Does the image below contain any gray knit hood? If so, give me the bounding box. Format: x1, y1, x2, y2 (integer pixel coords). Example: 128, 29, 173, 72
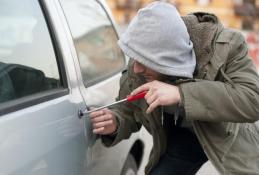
118, 1, 196, 78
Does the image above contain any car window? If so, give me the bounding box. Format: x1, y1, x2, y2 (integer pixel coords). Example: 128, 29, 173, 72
0, 0, 61, 104
59, 0, 125, 86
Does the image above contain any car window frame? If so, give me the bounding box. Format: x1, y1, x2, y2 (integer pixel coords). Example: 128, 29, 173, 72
87, 0, 126, 87
86, 0, 126, 87
0, 0, 69, 116
58, 0, 126, 88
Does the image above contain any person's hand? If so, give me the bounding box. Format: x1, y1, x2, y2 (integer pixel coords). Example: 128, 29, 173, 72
131, 80, 181, 113
89, 108, 117, 135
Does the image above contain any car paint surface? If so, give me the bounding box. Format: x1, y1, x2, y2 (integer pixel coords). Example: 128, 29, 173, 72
0, 0, 151, 175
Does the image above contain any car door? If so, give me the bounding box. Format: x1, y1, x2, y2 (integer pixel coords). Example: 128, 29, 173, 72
0, 0, 89, 174
57, 0, 130, 174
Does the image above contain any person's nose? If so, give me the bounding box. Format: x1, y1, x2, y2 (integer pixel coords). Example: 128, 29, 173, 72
133, 61, 146, 74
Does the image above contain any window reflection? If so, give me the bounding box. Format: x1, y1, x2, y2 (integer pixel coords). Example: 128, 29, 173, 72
0, 0, 61, 103
60, 0, 125, 86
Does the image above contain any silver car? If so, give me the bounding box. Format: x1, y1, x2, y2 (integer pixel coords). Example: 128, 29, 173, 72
0, 0, 152, 174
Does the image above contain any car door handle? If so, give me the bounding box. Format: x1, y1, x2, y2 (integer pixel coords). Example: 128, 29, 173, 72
78, 105, 90, 119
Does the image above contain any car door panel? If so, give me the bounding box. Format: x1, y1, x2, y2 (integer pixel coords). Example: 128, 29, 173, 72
0, 93, 87, 175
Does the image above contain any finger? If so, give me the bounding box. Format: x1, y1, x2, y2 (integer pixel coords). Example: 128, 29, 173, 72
145, 88, 153, 99
93, 127, 105, 134
146, 99, 160, 114
89, 110, 105, 118
131, 83, 151, 95
91, 113, 113, 123
102, 108, 111, 113
93, 120, 113, 129
146, 92, 157, 105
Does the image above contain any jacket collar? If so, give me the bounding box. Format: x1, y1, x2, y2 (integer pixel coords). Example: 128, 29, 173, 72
182, 12, 224, 69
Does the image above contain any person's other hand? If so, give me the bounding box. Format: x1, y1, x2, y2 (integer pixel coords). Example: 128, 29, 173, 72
89, 108, 117, 135
131, 80, 181, 113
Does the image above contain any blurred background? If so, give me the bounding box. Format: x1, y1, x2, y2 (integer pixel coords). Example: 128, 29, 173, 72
107, 0, 259, 71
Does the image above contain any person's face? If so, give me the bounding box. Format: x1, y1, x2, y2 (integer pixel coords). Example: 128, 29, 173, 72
133, 60, 162, 82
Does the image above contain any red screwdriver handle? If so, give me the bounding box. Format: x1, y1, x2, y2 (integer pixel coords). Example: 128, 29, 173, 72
127, 91, 147, 102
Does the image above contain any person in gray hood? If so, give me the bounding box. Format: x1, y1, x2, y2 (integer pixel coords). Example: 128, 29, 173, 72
90, 1, 259, 175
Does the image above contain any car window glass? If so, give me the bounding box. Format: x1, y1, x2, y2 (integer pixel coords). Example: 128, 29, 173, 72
59, 0, 125, 86
0, 0, 61, 104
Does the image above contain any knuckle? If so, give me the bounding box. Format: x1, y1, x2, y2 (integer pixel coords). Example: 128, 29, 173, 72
91, 119, 96, 123
105, 115, 110, 120
101, 116, 106, 121
96, 117, 102, 123
100, 122, 105, 127
98, 122, 104, 127
93, 123, 98, 128
109, 114, 114, 119
107, 113, 112, 118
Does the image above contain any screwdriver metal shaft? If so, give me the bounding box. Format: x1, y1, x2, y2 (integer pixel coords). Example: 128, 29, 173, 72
82, 91, 147, 115
84, 98, 127, 114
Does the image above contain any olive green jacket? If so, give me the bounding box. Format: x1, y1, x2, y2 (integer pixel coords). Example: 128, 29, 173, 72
102, 12, 259, 175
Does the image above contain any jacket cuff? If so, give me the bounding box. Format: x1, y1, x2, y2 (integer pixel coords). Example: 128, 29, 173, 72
178, 85, 186, 117
179, 82, 209, 121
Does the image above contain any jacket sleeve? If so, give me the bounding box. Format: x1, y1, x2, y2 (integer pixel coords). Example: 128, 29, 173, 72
179, 31, 259, 123
101, 69, 142, 147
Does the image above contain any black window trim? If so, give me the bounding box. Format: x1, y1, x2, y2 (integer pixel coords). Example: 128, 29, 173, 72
39, 0, 68, 89
0, 0, 70, 116
0, 89, 69, 116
